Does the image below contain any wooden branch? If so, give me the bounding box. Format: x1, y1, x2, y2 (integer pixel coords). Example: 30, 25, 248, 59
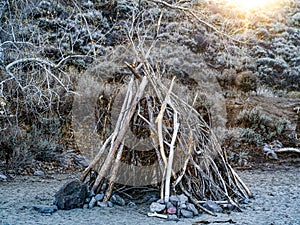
174, 131, 193, 186
104, 141, 125, 201
164, 110, 179, 202
274, 147, 300, 154
92, 76, 148, 192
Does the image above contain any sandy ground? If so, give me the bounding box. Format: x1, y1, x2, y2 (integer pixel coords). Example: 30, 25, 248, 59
0, 164, 299, 225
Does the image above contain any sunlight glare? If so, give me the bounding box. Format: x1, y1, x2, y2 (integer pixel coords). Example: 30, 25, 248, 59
229, 0, 280, 11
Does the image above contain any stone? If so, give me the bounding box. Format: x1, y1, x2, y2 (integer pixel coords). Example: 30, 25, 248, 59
167, 214, 179, 221
97, 201, 108, 208
54, 179, 88, 210
203, 200, 223, 213
179, 203, 187, 209
94, 193, 105, 201
150, 202, 166, 213
33, 205, 58, 214
33, 170, 45, 176
180, 209, 194, 218
88, 197, 97, 209
156, 198, 165, 204
166, 202, 174, 209
187, 203, 199, 216
0, 174, 7, 181
85, 197, 91, 203
127, 202, 136, 207
110, 194, 125, 206
169, 195, 179, 205
167, 207, 177, 214
223, 203, 234, 211
178, 194, 188, 204
107, 201, 114, 208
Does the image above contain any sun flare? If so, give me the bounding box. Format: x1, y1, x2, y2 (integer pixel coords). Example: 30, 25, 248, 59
226, 0, 283, 11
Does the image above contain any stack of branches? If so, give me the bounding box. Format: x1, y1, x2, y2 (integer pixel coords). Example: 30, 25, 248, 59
80, 46, 252, 215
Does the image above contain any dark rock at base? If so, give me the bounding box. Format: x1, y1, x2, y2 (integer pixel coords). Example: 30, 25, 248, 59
110, 194, 125, 206
180, 209, 194, 218
203, 200, 223, 213
54, 179, 88, 210
187, 203, 199, 216
33, 205, 58, 214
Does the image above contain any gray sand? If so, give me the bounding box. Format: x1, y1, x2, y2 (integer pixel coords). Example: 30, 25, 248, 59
1, 165, 299, 225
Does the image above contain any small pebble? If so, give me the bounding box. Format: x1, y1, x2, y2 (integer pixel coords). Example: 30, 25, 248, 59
33, 205, 58, 214
97, 201, 108, 208
34, 170, 45, 176
128, 202, 136, 207
95, 193, 105, 201
107, 201, 114, 208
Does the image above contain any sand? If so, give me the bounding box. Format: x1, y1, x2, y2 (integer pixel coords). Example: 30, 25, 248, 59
0, 164, 299, 225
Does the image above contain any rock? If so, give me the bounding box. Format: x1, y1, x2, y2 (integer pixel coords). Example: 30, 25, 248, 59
178, 194, 188, 204
167, 214, 179, 221
223, 203, 234, 211
156, 198, 165, 204
150, 202, 166, 213
85, 197, 91, 203
74, 155, 89, 168
33, 170, 45, 176
187, 203, 199, 216
107, 201, 114, 208
110, 194, 125, 206
180, 209, 194, 218
127, 202, 136, 207
167, 207, 177, 214
166, 202, 174, 209
88, 197, 97, 209
179, 203, 187, 209
203, 200, 223, 213
54, 179, 88, 210
0, 174, 7, 181
169, 195, 179, 205
33, 205, 58, 214
95, 193, 105, 201
97, 201, 108, 208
